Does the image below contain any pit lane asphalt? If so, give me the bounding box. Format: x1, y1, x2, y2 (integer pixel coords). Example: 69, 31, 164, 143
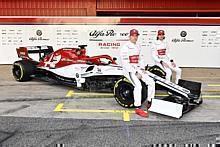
0, 65, 220, 146
0, 117, 219, 146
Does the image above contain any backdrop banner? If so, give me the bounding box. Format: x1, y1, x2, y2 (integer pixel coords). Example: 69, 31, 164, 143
1, 24, 220, 67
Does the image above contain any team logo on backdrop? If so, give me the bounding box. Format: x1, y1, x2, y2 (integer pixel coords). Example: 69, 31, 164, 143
89, 30, 116, 38
89, 29, 122, 49
180, 31, 187, 37
120, 32, 129, 36
29, 29, 50, 42
98, 42, 120, 47
36, 30, 42, 36
172, 31, 193, 43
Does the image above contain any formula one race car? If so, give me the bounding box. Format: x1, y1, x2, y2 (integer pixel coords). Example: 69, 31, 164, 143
114, 65, 203, 118
12, 45, 123, 91
12, 45, 202, 118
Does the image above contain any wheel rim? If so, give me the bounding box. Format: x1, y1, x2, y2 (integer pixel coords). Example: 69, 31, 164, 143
118, 82, 134, 102
121, 89, 132, 99
13, 65, 22, 79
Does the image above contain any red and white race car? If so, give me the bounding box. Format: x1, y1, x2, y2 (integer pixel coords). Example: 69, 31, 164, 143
12, 45, 123, 91
12, 45, 202, 118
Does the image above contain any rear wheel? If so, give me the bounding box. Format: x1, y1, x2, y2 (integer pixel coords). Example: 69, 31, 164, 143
12, 60, 35, 82
114, 78, 148, 108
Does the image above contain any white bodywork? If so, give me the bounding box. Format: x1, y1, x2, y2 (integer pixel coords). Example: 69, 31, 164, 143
40, 64, 191, 118
39, 64, 123, 87
147, 71, 190, 98
149, 99, 183, 118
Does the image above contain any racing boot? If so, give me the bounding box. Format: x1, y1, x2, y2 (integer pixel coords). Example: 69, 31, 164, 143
135, 108, 148, 118
146, 101, 152, 109
142, 100, 152, 110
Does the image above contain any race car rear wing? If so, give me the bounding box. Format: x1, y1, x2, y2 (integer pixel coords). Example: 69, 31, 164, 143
16, 46, 53, 62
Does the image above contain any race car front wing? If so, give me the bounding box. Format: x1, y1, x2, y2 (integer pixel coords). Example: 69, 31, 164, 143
147, 71, 202, 118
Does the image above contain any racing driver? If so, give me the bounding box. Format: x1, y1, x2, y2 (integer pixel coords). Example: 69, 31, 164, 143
152, 30, 182, 84
120, 29, 155, 118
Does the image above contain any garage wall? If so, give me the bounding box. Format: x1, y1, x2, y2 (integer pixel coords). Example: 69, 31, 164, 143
1, 0, 220, 16
0, 0, 96, 16
97, 0, 220, 11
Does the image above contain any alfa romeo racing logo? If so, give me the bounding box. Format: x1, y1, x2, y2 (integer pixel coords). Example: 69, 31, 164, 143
36, 30, 43, 36
180, 31, 187, 37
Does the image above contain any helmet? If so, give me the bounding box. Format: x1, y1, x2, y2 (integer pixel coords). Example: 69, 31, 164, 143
130, 29, 140, 36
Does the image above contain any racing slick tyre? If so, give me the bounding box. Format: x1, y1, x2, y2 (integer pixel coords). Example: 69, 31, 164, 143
198, 98, 203, 104
148, 65, 166, 79
114, 78, 148, 108
12, 60, 36, 82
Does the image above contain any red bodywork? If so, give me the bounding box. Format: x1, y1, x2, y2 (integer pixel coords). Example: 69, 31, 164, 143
17, 46, 117, 68
16, 47, 30, 60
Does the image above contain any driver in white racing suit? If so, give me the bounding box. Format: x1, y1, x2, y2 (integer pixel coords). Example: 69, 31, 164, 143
120, 29, 155, 118
152, 30, 182, 84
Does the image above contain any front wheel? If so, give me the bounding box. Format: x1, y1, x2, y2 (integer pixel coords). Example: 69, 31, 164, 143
148, 65, 166, 79
114, 78, 148, 108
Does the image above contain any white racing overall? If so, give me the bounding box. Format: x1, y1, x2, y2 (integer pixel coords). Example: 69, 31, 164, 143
152, 40, 181, 84
120, 41, 155, 107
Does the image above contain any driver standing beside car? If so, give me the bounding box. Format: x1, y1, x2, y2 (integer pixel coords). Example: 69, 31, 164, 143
120, 29, 155, 118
